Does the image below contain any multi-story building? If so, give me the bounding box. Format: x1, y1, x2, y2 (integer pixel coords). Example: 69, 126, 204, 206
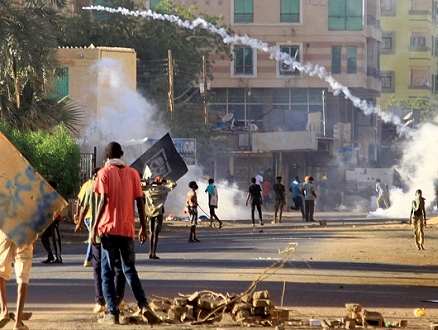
379, 0, 438, 110
151, 0, 382, 192
378, 0, 437, 167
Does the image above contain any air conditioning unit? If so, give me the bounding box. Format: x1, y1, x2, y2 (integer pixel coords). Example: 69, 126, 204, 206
280, 62, 295, 73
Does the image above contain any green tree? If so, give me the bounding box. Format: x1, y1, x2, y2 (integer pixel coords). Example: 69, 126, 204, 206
0, 122, 81, 198
0, 0, 84, 134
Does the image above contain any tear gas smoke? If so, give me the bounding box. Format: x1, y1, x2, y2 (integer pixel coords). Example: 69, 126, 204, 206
80, 58, 168, 162
79, 58, 249, 220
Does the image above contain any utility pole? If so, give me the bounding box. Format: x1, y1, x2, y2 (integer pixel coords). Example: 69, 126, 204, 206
168, 49, 174, 116
322, 90, 326, 137
202, 55, 209, 124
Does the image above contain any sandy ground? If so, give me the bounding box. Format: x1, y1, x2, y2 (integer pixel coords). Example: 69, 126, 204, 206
9, 212, 438, 329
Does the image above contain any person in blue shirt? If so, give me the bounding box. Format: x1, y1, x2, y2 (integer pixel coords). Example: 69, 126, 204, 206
205, 178, 222, 229
290, 176, 305, 221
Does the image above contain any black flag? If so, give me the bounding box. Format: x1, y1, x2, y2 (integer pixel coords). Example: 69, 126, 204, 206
130, 133, 188, 182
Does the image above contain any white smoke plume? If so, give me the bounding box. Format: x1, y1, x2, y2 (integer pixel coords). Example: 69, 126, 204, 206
78, 58, 250, 220
83, 5, 414, 138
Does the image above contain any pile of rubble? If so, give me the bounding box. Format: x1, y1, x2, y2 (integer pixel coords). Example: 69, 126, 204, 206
118, 294, 411, 329
119, 289, 283, 327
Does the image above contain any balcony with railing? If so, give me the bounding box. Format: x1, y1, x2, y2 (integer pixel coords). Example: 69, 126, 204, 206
280, 13, 299, 23
234, 13, 253, 23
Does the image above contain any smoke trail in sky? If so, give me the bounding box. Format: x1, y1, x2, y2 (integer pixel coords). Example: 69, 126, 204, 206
83, 5, 414, 138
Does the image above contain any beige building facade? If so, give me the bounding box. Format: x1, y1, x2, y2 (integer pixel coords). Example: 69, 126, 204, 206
154, 0, 382, 197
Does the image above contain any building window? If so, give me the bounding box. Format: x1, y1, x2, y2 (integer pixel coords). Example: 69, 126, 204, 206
271, 88, 326, 131
50, 67, 69, 100
435, 37, 438, 56
381, 32, 395, 54
410, 69, 430, 88
380, 71, 394, 93
381, 0, 393, 11
435, 2, 438, 22
147, 0, 164, 9
328, 0, 363, 30
347, 46, 357, 74
410, 36, 426, 47
234, 46, 254, 75
331, 46, 342, 74
234, 0, 253, 23
381, 0, 396, 16
410, 0, 431, 11
280, 0, 300, 23
209, 88, 263, 128
382, 37, 392, 49
380, 76, 392, 89
279, 45, 300, 76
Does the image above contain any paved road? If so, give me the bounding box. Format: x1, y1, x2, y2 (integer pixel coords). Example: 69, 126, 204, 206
13, 211, 438, 317
3, 211, 437, 328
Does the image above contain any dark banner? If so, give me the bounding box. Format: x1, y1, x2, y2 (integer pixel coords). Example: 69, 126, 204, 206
130, 133, 188, 182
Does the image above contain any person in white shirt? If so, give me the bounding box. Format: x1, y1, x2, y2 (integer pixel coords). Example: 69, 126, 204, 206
302, 176, 317, 222
255, 171, 263, 187
375, 179, 390, 210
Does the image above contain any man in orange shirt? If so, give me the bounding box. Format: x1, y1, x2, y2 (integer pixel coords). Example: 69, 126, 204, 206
93, 142, 158, 325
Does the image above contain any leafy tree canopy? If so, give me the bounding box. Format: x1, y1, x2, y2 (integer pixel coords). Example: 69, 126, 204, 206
0, 121, 81, 198
0, 0, 84, 134
388, 95, 438, 123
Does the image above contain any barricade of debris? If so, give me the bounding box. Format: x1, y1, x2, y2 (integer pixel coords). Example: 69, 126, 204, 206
118, 293, 409, 329
123, 289, 277, 326
118, 289, 286, 327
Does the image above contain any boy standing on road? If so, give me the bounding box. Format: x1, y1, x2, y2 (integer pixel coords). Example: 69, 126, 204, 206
290, 176, 305, 221
302, 176, 317, 222
205, 178, 222, 229
75, 168, 126, 314
75, 169, 99, 267
272, 176, 286, 224
143, 176, 177, 258
410, 189, 427, 250
262, 180, 272, 211
376, 178, 390, 210
187, 181, 201, 243
40, 181, 62, 264
246, 177, 264, 226
93, 142, 158, 325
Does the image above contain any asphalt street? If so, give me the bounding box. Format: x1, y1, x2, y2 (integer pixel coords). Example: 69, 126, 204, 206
11, 211, 438, 319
